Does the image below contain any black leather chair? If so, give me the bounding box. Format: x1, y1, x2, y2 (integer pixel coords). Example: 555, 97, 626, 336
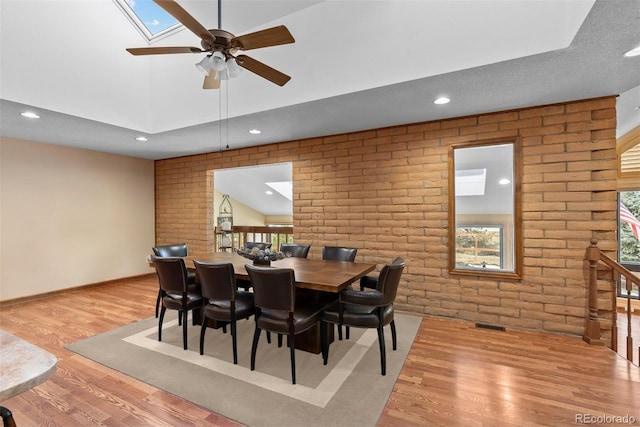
245, 264, 329, 384
322, 246, 358, 339
244, 242, 272, 250
360, 256, 405, 290
322, 246, 357, 262
194, 261, 255, 364
280, 243, 311, 258
323, 258, 405, 375
151, 255, 203, 350
152, 243, 197, 318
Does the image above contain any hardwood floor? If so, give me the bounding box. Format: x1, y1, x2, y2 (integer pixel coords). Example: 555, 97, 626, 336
1, 275, 638, 426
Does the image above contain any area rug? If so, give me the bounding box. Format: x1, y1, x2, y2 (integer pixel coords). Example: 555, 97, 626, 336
66, 312, 421, 427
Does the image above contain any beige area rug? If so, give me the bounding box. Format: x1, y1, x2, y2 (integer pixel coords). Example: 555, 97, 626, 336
66, 312, 421, 427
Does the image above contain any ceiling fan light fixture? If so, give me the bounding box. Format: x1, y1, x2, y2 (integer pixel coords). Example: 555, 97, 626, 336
217, 68, 229, 80
226, 58, 243, 78
195, 56, 213, 76
211, 51, 227, 71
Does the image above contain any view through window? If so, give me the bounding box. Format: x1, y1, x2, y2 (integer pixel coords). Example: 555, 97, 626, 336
619, 190, 640, 299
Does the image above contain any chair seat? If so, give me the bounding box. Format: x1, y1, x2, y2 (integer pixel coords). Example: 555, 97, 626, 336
203, 292, 255, 321
258, 302, 325, 335
324, 303, 394, 328
163, 292, 203, 311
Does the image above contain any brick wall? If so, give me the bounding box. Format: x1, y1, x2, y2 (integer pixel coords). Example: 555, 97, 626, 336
155, 96, 618, 336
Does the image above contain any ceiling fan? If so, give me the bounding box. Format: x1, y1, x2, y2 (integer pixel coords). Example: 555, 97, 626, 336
126, 0, 295, 89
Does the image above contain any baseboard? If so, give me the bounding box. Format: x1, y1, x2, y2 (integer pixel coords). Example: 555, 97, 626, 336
0, 273, 157, 307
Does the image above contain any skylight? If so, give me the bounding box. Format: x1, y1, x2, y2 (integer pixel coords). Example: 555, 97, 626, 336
266, 182, 293, 201
455, 168, 487, 196
115, 0, 181, 40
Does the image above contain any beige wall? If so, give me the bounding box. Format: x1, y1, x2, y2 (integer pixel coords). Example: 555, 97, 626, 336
0, 137, 155, 301
155, 97, 618, 337
213, 190, 265, 226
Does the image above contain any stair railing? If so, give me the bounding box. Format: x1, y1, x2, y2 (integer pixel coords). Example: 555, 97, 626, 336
585, 238, 639, 365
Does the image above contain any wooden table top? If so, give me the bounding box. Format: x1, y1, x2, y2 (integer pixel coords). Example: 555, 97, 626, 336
188, 252, 376, 293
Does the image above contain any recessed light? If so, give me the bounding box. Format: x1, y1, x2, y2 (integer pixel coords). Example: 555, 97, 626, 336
499, 178, 511, 185
623, 46, 640, 57
20, 111, 40, 119
434, 97, 450, 105
135, 136, 148, 142
265, 190, 273, 195
249, 129, 261, 134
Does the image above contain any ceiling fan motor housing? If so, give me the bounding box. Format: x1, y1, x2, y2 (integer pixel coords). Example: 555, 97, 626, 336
202, 29, 238, 54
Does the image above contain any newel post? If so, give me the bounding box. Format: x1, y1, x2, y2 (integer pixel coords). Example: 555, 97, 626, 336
583, 238, 604, 345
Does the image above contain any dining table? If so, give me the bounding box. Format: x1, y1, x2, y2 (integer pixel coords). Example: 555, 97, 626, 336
187, 252, 376, 353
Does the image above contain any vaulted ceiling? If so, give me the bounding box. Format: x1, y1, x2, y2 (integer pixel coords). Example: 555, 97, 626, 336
1, 0, 639, 161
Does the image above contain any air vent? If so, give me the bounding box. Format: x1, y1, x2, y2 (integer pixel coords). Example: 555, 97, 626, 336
475, 323, 506, 332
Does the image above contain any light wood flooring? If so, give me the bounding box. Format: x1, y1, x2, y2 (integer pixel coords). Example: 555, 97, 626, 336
0, 275, 638, 426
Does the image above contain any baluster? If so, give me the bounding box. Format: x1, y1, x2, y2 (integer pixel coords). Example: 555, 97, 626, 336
583, 239, 602, 344
626, 277, 633, 362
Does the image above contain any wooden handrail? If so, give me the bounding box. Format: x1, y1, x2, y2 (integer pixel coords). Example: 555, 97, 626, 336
214, 226, 294, 253
585, 238, 639, 365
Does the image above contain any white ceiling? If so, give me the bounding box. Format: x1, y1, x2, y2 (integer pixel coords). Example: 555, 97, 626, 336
1, 0, 639, 216
1, 0, 639, 160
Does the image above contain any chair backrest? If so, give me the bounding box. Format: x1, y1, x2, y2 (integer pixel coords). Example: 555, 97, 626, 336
280, 243, 311, 258
193, 261, 236, 301
245, 264, 295, 312
244, 242, 272, 250
376, 258, 406, 305
150, 255, 189, 294
152, 243, 188, 257
322, 246, 357, 262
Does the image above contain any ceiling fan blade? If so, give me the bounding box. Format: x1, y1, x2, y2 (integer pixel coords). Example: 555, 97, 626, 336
203, 72, 221, 89
235, 55, 291, 86
126, 46, 203, 56
231, 25, 295, 51
153, 0, 214, 43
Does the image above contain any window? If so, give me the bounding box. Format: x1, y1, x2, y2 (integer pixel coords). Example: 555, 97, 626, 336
114, 0, 181, 41
618, 190, 640, 299
449, 139, 522, 279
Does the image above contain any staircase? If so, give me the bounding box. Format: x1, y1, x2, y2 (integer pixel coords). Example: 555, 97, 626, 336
585, 239, 639, 365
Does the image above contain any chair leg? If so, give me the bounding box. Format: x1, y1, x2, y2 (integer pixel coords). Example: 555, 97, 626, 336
251, 327, 261, 371
0, 406, 17, 427
182, 311, 188, 350
155, 290, 161, 318
178, 311, 182, 326
266, 331, 271, 344
289, 334, 296, 384
321, 321, 329, 365
158, 306, 166, 342
391, 320, 397, 351
199, 318, 207, 355
278, 334, 283, 348
377, 325, 386, 376
231, 320, 238, 364
338, 325, 343, 340
346, 326, 350, 340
